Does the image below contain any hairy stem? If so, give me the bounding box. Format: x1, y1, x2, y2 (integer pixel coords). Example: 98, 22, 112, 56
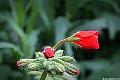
53, 37, 80, 51
40, 71, 47, 80
53, 38, 67, 51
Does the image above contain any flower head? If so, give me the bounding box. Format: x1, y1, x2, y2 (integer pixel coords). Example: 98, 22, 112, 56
72, 30, 100, 49
43, 46, 54, 59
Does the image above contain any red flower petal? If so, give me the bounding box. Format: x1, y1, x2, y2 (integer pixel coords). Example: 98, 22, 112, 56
73, 30, 99, 37
72, 31, 100, 49
43, 46, 54, 59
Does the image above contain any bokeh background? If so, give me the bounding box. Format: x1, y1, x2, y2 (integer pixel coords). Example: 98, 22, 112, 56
0, 0, 120, 80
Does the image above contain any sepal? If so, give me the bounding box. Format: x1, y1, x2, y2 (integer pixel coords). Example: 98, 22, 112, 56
35, 51, 45, 58
54, 50, 64, 57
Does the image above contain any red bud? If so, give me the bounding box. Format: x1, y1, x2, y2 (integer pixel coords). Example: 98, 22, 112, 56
43, 46, 54, 59
73, 69, 79, 75
72, 30, 100, 49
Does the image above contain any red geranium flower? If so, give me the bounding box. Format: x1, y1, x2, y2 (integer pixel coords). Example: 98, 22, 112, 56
43, 46, 55, 59
72, 30, 100, 49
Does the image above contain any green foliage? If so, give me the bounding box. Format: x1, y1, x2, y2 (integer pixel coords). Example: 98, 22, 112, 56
0, 0, 120, 80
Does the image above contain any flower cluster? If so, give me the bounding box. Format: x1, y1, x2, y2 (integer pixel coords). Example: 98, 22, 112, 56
17, 48, 78, 76
17, 30, 100, 79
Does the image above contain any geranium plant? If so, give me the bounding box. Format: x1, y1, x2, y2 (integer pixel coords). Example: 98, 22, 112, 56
17, 30, 100, 80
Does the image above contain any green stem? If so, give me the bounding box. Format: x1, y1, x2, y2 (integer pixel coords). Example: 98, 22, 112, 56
40, 71, 47, 80
53, 37, 80, 51
53, 38, 67, 51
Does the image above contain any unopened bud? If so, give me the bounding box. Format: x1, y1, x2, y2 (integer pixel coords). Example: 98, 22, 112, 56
73, 69, 79, 75
16, 59, 36, 67
28, 63, 37, 70
43, 61, 55, 71
65, 66, 78, 75
43, 46, 55, 59
16, 61, 24, 66
58, 56, 75, 63
51, 61, 65, 73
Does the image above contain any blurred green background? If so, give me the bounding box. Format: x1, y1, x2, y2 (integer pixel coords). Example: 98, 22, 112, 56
0, 0, 120, 80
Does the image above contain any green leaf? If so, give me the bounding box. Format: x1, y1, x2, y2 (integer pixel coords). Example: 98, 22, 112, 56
55, 17, 71, 42
87, 63, 120, 80
25, 0, 33, 13
106, 14, 120, 39
0, 13, 33, 57
26, 1, 38, 34
64, 43, 74, 57
9, 0, 17, 20
76, 14, 120, 39
37, 0, 51, 28
0, 13, 26, 39
7, 16, 30, 57
0, 66, 12, 80
101, 0, 120, 14
65, 0, 80, 19
16, 0, 24, 27
77, 16, 107, 31
0, 42, 23, 56
0, 42, 18, 49
46, 0, 55, 23
0, 52, 3, 63
28, 30, 39, 55
79, 60, 110, 72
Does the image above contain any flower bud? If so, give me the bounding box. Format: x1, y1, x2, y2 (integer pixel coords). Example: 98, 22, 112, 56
16, 61, 23, 66
43, 61, 55, 71
28, 63, 37, 70
73, 69, 79, 75
65, 66, 78, 75
16, 60, 27, 66
51, 58, 65, 65
43, 46, 54, 59
16, 59, 36, 67
51, 61, 65, 73
58, 56, 75, 63
71, 31, 100, 49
